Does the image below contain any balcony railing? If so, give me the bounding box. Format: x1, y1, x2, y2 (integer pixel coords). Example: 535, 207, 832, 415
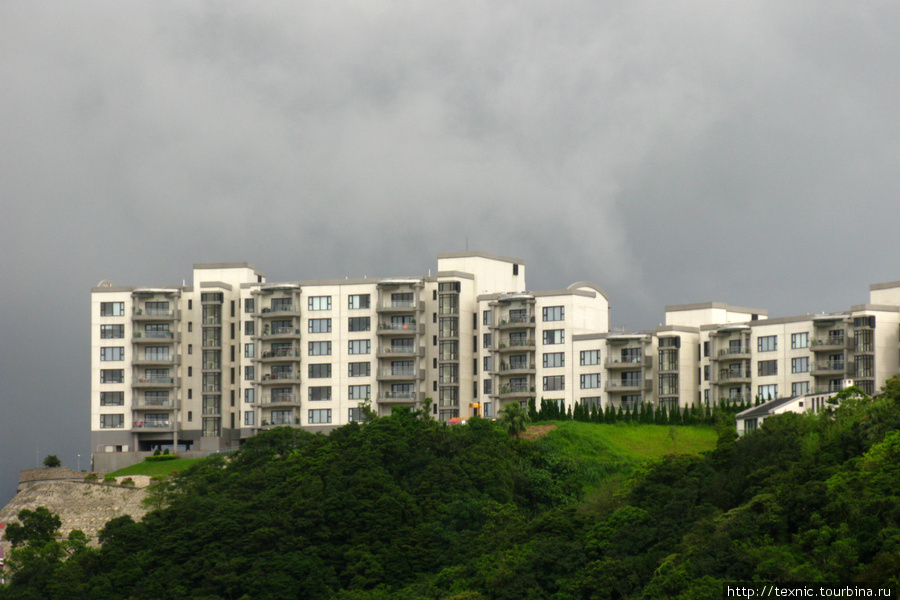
202, 384, 221, 392
379, 368, 417, 377
133, 308, 175, 317
263, 326, 301, 336
498, 384, 535, 395
262, 304, 297, 314
261, 349, 300, 358
137, 398, 173, 407
379, 391, 417, 400
498, 339, 535, 349
132, 420, 172, 429
718, 347, 750, 356
813, 361, 845, 372
134, 331, 174, 339
261, 395, 298, 404
137, 376, 174, 384
262, 372, 300, 381
499, 363, 535, 371
378, 300, 416, 309
378, 322, 420, 332
202, 362, 221, 370
378, 346, 417, 355
717, 370, 751, 381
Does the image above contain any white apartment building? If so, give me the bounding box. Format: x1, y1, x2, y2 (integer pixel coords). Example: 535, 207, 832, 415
91, 253, 900, 468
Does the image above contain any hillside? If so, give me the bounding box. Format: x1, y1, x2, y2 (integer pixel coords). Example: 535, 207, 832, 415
2, 389, 900, 599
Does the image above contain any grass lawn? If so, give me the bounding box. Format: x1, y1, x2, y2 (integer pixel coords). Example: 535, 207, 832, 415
107, 458, 202, 478
530, 421, 720, 496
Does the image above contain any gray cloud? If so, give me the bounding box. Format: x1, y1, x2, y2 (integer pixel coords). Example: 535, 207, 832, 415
3, 1, 900, 502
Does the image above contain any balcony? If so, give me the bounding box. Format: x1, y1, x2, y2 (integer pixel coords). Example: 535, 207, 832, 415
377, 368, 424, 381
377, 346, 424, 358
377, 391, 420, 404
498, 362, 536, 375
131, 376, 178, 389
811, 361, 850, 376
132, 331, 179, 344
258, 348, 301, 362
377, 322, 424, 336
497, 339, 536, 353
714, 346, 751, 360
260, 372, 302, 385
259, 327, 301, 341
605, 356, 652, 369
605, 379, 652, 392
134, 398, 178, 410
260, 415, 300, 427
497, 383, 536, 399
259, 394, 302, 408
376, 300, 423, 313
259, 304, 300, 316
714, 370, 751, 384
132, 308, 178, 321
810, 337, 850, 351
496, 315, 536, 330
132, 420, 173, 431
658, 362, 679, 373
133, 355, 179, 367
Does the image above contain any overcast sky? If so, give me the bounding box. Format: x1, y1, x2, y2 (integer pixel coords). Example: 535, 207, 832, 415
2, 1, 899, 504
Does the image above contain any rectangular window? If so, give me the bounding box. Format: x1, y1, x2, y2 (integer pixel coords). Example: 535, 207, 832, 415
308, 341, 332, 356
483, 355, 493, 372
243, 411, 255, 426
543, 329, 564, 345
543, 352, 565, 368
309, 364, 332, 378
349, 317, 371, 332
483, 333, 492, 349
309, 387, 332, 402
580, 373, 601, 389
483, 379, 492, 394
308, 318, 332, 333
100, 414, 124, 429
439, 364, 459, 384
100, 302, 125, 317
244, 366, 254, 381
100, 392, 124, 406
100, 324, 125, 339
483, 310, 492, 326
244, 321, 255, 336
100, 347, 124, 361
439, 317, 458, 338
791, 357, 809, 374
659, 349, 679, 371
308, 409, 332, 424
349, 385, 371, 400
659, 373, 678, 395
543, 306, 564, 321
758, 360, 778, 377
348, 294, 370, 310
792, 381, 810, 396
349, 340, 371, 355
757, 335, 777, 352
580, 350, 601, 366
758, 384, 778, 400
145, 346, 169, 361
244, 343, 255, 358
308, 296, 331, 311
791, 332, 809, 349
543, 375, 565, 391
349, 362, 371, 377
244, 298, 255, 313
100, 369, 124, 384
244, 388, 255, 404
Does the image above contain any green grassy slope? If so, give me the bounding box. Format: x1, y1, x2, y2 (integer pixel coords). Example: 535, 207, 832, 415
107, 457, 202, 477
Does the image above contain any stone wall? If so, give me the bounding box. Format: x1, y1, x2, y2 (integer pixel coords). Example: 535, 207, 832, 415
0, 479, 149, 558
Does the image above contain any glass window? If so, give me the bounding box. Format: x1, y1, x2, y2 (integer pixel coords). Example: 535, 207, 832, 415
757, 335, 777, 352
100, 324, 124, 339
308, 341, 332, 356
543, 306, 564, 321
100, 369, 124, 383
100, 414, 124, 428
758, 384, 778, 400
243, 411, 255, 426
543, 376, 565, 391
791, 332, 809, 349
580, 373, 601, 389
580, 350, 601, 366
244, 343, 255, 358
349, 362, 371, 377
758, 360, 778, 376
349, 385, 371, 400
791, 357, 809, 374
308, 296, 331, 311
309, 387, 332, 402
543, 352, 565, 368
100, 347, 124, 361
308, 364, 332, 378
308, 318, 331, 333
100, 302, 125, 317
792, 381, 810, 396
308, 409, 332, 424
349, 317, 371, 332
483, 310, 492, 326
483, 333, 492, 349
349, 340, 371, 355
244, 321, 255, 336
100, 392, 124, 406
244, 298, 255, 313
543, 329, 564, 345
349, 294, 370, 309
244, 388, 255, 404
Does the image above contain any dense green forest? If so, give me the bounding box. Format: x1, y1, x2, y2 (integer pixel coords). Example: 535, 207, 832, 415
3, 381, 900, 599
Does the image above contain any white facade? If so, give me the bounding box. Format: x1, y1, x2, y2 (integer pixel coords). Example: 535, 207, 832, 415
91, 253, 900, 465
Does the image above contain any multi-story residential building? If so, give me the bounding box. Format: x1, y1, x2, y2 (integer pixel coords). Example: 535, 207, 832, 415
91, 254, 900, 469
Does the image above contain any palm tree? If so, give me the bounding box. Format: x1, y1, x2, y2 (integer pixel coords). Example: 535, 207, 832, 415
498, 402, 531, 438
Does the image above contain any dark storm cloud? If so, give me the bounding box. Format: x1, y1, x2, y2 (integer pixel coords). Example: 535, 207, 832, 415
3, 1, 900, 502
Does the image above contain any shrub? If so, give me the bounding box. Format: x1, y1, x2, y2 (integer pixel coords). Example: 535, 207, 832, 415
145, 454, 179, 462
83, 473, 99, 482
103, 474, 117, 484
120, 477, 135, 486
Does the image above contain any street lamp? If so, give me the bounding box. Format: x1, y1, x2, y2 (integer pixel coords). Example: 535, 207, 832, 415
77, 454, 81, 472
